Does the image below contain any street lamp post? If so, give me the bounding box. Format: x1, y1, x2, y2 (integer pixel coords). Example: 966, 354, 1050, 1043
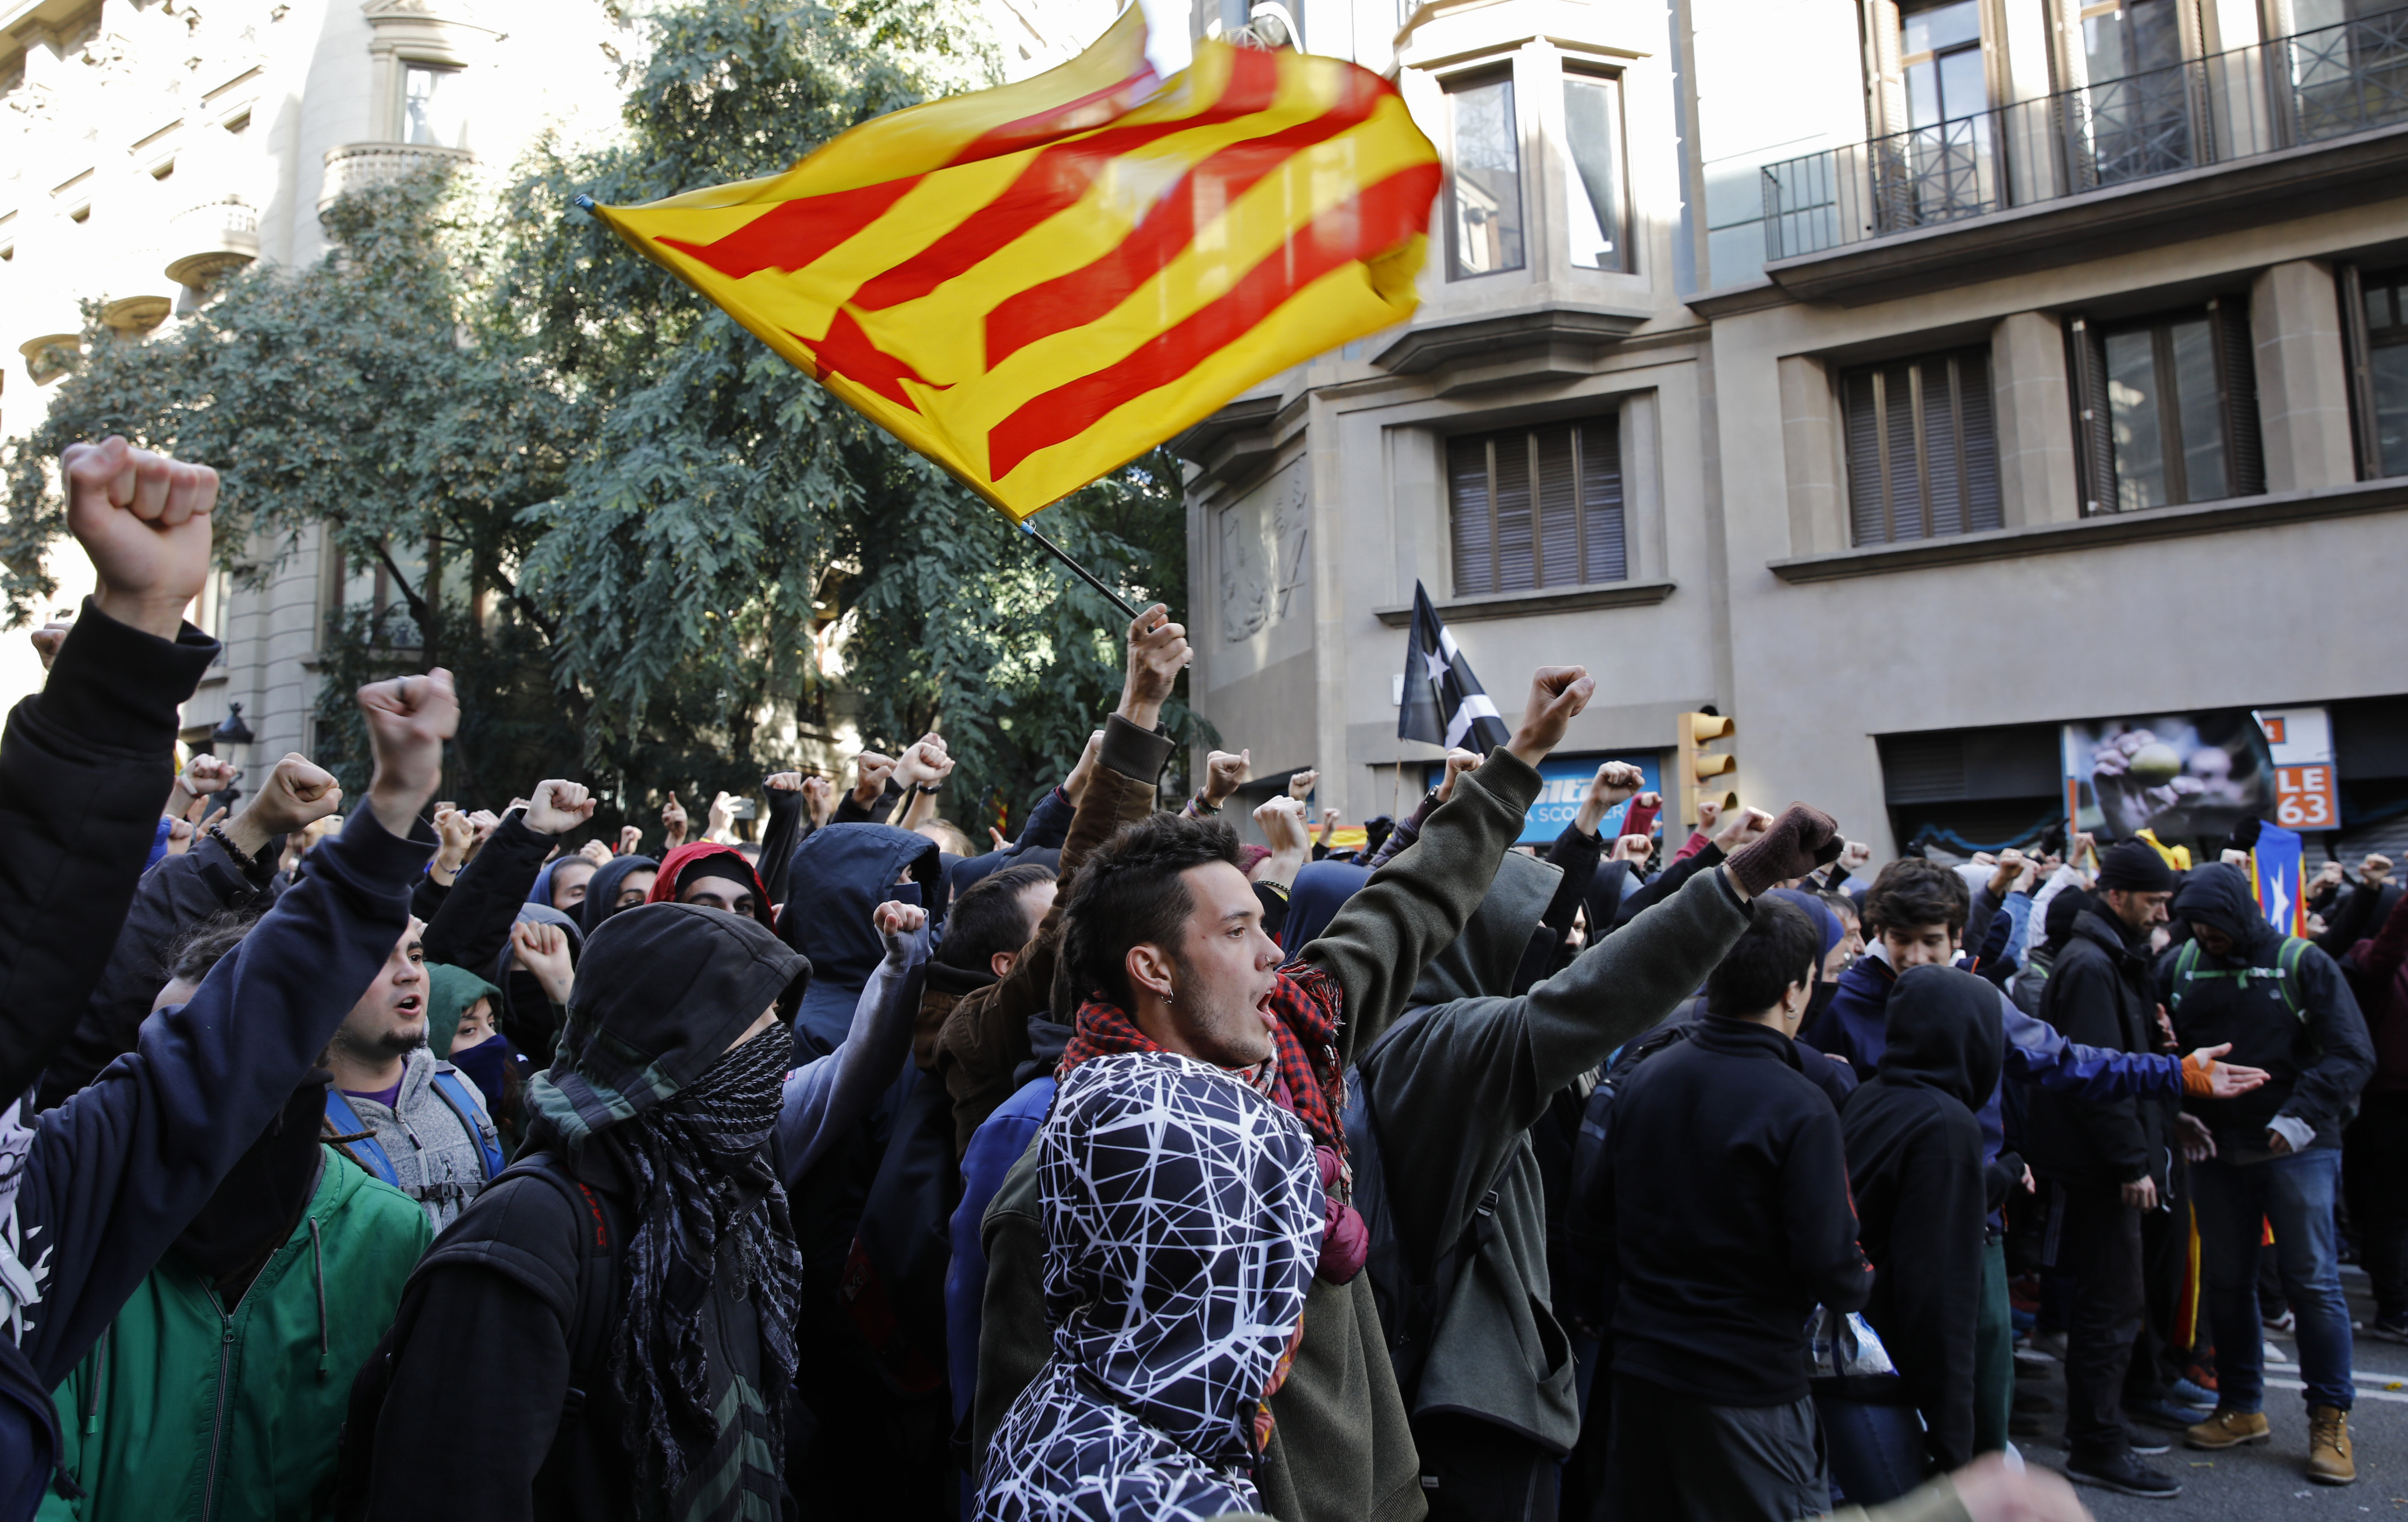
211, 703, 254, 811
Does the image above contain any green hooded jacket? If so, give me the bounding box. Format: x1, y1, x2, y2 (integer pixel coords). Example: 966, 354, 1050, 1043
38, 1148, 433, 1522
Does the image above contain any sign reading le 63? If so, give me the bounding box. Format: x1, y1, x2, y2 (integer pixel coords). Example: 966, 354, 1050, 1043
2275, 765, 2338, 829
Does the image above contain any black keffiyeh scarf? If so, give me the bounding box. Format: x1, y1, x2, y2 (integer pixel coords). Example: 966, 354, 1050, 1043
599, 1028, 804, 1507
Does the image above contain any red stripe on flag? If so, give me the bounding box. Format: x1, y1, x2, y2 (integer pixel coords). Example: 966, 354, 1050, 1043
985, 159, 1440, 483
658, 178, 925, 281
802, 307, 946, 411
985, 74, 1384, 367
849, 48, 1283, 314
943, 68, 1161, 168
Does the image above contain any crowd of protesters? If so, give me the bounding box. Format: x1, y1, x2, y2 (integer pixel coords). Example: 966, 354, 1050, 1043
1, 437, 2393, 1522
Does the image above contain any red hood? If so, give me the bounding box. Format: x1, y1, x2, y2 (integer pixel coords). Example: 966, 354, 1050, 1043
650, 841, 776, 929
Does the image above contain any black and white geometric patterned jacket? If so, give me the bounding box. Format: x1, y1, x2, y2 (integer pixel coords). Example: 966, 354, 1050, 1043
974, 1051, 1320, 1522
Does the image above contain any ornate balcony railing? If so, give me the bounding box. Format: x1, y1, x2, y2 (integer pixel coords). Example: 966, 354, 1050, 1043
1763, 3, 2408, 260
163, 195, 261, 289
317, 142, 475, 214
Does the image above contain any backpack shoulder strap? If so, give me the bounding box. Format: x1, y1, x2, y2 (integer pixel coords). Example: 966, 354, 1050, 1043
324, 1090, 399, 1187
2169, 939, 2202, 1013
2276, 936, 2313, 1021
429, 1070, 505, 1179
432, 1154, 620, 1427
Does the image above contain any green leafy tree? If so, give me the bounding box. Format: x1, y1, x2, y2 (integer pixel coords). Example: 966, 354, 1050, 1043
3, 0, 1200, 846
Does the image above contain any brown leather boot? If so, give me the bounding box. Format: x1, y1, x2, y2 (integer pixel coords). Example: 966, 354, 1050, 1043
2308, 1406, 2356, 1485
2184, 1409, 2269, 1449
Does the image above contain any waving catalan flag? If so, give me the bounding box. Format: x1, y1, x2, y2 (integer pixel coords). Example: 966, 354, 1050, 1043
587, 6, 1439, 521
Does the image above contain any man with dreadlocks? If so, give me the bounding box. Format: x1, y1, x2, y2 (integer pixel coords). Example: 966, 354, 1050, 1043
356, 891, 930, 1521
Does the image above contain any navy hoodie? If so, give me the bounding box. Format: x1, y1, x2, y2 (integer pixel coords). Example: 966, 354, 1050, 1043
1841, 967, 2004, 1471
778, 824, 946, 1058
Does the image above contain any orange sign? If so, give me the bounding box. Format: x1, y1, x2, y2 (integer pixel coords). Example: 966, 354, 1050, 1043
2274, 764, 2338, 831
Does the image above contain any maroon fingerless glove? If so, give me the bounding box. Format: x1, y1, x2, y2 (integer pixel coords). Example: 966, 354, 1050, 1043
1724, 803, 1843, 899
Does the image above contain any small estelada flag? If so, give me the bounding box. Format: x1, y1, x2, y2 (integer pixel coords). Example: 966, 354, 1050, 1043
1398, 581, 1510, 755
587, 6, 1438, 521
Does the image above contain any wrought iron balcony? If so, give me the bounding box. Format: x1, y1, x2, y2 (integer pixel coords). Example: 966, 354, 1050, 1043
1763, 4, 2408, 261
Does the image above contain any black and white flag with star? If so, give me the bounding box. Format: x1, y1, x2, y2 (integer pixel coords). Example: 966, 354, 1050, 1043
1398, 581, 1511, 753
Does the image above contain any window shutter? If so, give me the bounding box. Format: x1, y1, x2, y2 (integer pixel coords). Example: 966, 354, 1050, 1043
2068, 317, 2115, 514
1844, 367, 1886, 545
1446, 414, 1626, 591
2340, 263, 2381, 481
1579, 418, 1627, 582
2212, 297, 2264, 496
1534, 426, 1580, 588
1447, 434, 1493, 595
1957, 349, 2004, 531
1923, 359, 1966, 538
1493, 432, 1535, 591
1882, 361, 1924, 540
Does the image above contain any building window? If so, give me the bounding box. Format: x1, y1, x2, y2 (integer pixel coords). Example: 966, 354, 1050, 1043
1842, 347, 2002, 545
1446, 73, 1524, 279
403, 63, 466, 148
1900, 0, 1985, 127
2345, 263, 2408, 478
2070, 302, 2261, 513
1562, 69, 1628, 272
1446, 416, 1625, 595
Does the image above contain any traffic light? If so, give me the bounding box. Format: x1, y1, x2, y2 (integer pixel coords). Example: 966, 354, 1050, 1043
1678, 711, 1738, 832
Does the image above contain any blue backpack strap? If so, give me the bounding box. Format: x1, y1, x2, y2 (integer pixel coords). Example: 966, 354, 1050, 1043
429, 1070, 506, 1179
324, 1090, 399, 1187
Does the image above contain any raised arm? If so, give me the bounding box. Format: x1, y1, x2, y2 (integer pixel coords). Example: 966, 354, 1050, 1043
0, 438, 221, 1101
932, 605, 1184, 1154
37, 754, 341, 1108
1301, 666, 1593, 1060
780, 902, 929, 1182
422, 779, 594, 970
12, 666, 450, 1383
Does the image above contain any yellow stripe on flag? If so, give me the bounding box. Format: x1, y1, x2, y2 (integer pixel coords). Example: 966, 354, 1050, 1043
589, 6, 1437, 521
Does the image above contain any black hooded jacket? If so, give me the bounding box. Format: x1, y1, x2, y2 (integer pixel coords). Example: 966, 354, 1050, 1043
2026, 909, 2165, 1188
1840, 966, 2002, 1472
362, 904, 812, 1522
2165, 863, 2372, 1155
578, 854, 658, 938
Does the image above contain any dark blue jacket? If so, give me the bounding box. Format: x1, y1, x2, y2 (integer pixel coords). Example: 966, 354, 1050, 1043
0, 602, 218, 1519
1807, 950, 2187, 1183
779, 824, 946, 1056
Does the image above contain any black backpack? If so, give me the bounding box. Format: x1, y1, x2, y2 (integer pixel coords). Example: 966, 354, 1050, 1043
1342, 1008, 1520, 1403
1557, 1016, 1697, 1336
330, 1154, 623, 1520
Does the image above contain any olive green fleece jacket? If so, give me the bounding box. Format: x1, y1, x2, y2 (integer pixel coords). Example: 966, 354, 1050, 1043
1362, 854, 1755, 1453
976, 747, 1548, 1522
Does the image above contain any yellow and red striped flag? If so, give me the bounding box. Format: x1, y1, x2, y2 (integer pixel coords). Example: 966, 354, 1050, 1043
588, 6, 1438, 521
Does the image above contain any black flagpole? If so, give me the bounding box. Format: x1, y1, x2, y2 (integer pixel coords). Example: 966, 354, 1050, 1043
1021, 520, 1142, 621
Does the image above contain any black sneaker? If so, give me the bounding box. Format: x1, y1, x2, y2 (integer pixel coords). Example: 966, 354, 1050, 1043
2127, 1433, 2172, 1456
2066, 1449, 2183, 1499
2368, 1312, 2408, 1344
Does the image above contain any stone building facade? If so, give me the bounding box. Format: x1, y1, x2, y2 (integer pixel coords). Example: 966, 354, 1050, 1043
1180, 0, 2408, 864
2, 0, 1117, 771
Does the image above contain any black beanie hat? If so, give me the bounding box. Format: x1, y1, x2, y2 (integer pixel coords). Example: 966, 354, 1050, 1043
2096, 839, 2178, 893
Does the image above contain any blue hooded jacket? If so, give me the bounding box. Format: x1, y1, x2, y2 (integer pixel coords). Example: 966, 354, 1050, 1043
778, 824, 948, 1057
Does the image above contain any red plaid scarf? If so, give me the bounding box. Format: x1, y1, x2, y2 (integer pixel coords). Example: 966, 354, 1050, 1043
1061, 962, 1350, 1157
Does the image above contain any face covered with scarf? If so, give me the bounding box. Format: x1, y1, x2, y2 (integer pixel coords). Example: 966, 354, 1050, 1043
978, 1052, 1320, 1522
525, 902, 812, 1518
